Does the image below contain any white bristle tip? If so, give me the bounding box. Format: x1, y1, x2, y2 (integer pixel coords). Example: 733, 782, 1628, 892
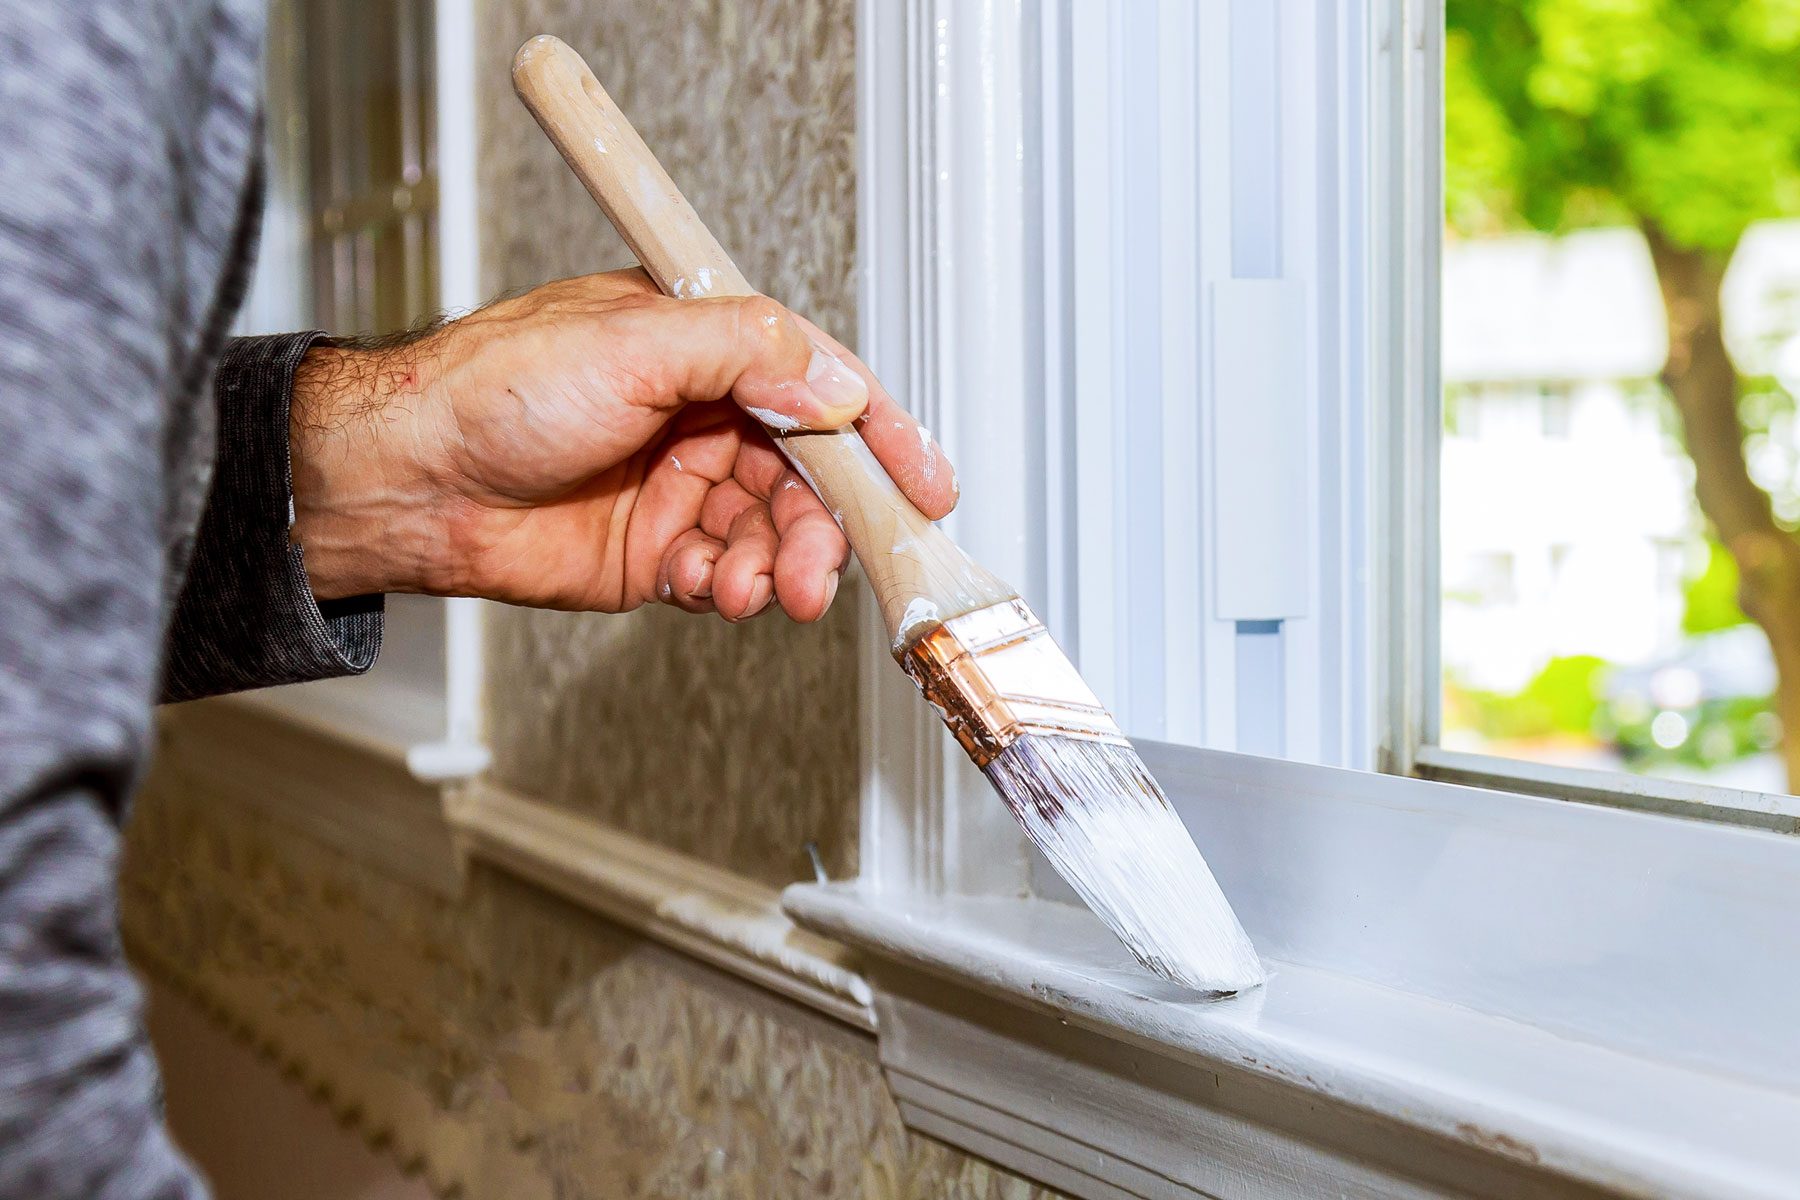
985, 737, 1265, 995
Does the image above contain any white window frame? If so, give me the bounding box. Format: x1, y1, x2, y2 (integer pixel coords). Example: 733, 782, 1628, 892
228, 0, 488, 783
788, 3, 1800, 1196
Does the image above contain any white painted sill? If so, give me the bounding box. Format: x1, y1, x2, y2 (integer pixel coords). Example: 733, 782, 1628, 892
784, 745, 1800, 1200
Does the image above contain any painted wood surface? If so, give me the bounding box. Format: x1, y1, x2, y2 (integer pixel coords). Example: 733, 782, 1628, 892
786, 733, 1800, 1200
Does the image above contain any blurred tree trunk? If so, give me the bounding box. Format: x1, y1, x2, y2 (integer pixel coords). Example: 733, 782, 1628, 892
1644, 224, 1800, 789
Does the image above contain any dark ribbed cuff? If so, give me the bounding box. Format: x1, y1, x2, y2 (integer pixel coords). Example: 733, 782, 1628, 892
161, 332, 383, 703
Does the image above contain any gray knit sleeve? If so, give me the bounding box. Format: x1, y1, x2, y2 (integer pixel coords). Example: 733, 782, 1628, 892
160, 333, 384, 702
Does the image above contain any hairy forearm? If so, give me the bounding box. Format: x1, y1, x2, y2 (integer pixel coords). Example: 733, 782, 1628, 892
289, 339, 452, 600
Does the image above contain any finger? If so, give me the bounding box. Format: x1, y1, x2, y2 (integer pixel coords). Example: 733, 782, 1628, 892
765, 456, 851, 623
729, 432, 790, 499
713, 504, 780, 622
772, 495, 850, 623
625, 428, 734, 601
658, 528, 725, 613
699, 478, 762, 542
790, 316, 958, 519
603, 293, 869, 430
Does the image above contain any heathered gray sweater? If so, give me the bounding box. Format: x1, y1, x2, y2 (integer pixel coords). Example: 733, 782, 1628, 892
0, 3, 382, 1195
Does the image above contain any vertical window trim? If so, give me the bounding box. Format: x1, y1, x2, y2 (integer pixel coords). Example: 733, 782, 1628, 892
856, 0, 1380, 902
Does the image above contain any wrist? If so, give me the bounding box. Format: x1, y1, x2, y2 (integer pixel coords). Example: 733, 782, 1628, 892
288, 341, 449, 600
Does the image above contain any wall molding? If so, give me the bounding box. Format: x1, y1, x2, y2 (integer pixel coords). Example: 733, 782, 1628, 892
446, 782, 876, 1031
158, 696, 875, 1032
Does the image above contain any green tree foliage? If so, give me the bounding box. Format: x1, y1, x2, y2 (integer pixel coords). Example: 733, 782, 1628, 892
1446, 655, 1608, 740
1445, 0, 1800, 247
1682, 539, 1750, 634
1447, 2, 1800, 788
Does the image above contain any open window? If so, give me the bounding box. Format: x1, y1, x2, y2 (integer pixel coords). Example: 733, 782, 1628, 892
1409, 2, 1800, 832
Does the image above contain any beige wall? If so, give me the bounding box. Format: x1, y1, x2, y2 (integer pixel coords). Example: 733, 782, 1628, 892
125, 2, 1066, 1196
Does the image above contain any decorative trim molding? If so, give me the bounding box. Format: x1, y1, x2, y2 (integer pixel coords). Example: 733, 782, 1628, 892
127, 941, 461, 1196
446, 782, 876, 1031
160, 696, 874, 1031
871, 978, 1510, 1200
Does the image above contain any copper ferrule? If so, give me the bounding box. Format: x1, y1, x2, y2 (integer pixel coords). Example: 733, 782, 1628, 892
897, 599, 1128, 766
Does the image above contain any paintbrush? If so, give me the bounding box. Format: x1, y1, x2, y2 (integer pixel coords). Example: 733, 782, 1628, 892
512, 35, 1264, 994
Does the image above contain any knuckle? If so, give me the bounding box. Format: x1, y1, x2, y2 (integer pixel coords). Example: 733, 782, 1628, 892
734, 296, 795, 354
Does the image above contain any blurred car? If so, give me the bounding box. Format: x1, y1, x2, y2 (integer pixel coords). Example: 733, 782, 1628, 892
1598, 626, 1780, 767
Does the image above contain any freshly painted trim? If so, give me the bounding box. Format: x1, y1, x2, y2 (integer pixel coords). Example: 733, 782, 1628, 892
787, 884, 1800, 1200
446, 783, 876, 1031
1372, 0, 1440, 777
1413, 743, 1800, 833
433, 0, 481, 316
788, 739, 1800, 1199
853, 0, 1035, 898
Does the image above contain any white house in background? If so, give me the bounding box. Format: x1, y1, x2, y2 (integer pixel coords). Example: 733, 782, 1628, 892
1441, 220, 1800, 693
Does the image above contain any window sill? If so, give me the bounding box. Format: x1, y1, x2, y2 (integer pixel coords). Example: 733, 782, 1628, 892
785, 885, 1798, 1200
785, 745, 1800, 1200
234, 675, 445, 762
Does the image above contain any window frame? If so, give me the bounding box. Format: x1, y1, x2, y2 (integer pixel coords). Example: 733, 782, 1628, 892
798, 1, 1800, 1195
857, 0, 1380, 901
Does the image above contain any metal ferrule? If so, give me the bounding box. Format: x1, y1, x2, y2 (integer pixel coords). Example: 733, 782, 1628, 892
897, 599, 1128, 766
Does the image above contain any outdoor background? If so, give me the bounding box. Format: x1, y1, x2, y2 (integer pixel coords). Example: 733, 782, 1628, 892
1441, 0, 1800, 793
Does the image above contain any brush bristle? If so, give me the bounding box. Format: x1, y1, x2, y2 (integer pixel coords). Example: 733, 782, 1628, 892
982, 736, 1265, 995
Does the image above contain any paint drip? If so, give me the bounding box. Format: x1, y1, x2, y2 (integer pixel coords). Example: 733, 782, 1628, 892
747, 406, 801, 432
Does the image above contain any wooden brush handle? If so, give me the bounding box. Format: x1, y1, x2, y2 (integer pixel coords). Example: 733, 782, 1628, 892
511, 35, 1014, 649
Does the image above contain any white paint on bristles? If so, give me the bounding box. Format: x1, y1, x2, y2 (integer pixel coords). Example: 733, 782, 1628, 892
985, 736, 1264, 994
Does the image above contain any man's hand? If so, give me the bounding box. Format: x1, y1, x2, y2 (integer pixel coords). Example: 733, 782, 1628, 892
288, 269, 956, 622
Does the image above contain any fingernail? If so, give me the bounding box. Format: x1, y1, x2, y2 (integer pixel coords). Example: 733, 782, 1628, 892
690, 554, 715, 600
823, 569, 841, 611
804, 350, 868, 420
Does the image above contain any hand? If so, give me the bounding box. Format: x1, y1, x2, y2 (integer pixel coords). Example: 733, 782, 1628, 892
287, 269, 957, 621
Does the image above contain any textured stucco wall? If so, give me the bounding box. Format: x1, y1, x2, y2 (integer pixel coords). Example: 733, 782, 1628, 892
123, 772, 1059, 1199
474, 0, 864, 888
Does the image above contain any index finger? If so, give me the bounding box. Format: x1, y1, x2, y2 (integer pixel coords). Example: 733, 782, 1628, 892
790, 316, 959, 521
